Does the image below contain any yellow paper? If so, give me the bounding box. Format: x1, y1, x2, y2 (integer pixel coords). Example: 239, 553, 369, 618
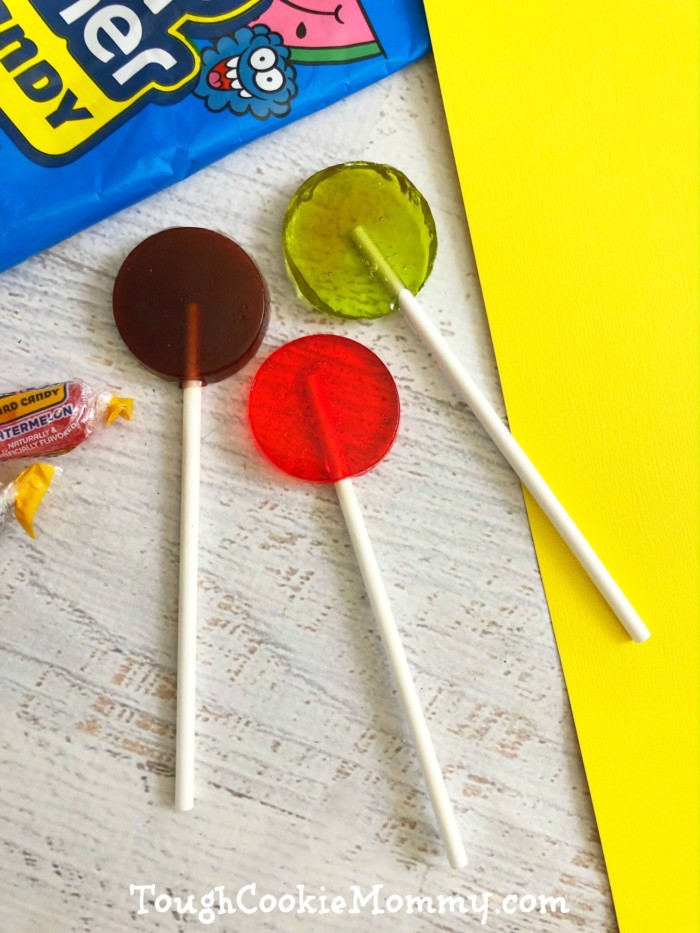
424, 2, 699, 929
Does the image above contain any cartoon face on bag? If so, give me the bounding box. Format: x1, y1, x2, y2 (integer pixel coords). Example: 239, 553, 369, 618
196, 25, 297, 118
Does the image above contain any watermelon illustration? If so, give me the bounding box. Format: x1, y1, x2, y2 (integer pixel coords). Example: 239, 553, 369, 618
249, 0, 383, 64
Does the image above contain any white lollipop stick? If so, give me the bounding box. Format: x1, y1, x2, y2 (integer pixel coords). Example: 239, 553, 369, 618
175, 380, 201, 811
351, 227, 650, 644
175, 380, 201, 810
306, 375, 467, 869
174, 298, 204, 813
336, 478, 467, 869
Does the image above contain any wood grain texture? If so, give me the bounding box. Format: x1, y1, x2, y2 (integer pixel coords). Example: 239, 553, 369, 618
0, 59, 615, 932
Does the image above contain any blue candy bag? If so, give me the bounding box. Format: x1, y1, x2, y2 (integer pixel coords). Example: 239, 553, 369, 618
0, 0, 429, 272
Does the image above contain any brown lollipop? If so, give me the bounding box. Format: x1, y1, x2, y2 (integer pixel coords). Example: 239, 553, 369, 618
113, 228, 269, 811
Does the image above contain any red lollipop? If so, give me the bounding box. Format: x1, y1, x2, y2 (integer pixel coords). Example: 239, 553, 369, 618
248, 333, 398, 483
113, 228, 269, 812
249, 335, 466, 869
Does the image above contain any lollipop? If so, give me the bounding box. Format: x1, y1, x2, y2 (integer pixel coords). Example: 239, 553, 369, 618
113, 227, 269, 810
249, 334, 467, 869
283, 163, 650, 643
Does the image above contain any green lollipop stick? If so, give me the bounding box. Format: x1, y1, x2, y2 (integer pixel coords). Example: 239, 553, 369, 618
283, 162, 650, 644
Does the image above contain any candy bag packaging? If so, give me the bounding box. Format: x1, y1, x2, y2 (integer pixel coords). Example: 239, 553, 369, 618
0, 1, 430, 272
0, 380, 133, 461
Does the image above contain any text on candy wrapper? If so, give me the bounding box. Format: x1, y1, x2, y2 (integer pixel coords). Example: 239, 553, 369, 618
0, 0, 259, 159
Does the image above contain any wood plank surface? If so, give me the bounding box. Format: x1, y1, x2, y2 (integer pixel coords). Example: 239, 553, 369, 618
0, 58, 615, 932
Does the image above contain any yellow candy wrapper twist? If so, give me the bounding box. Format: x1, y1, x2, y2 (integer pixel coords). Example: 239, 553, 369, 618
105, 396, 133, 426
1, 463, 57, 537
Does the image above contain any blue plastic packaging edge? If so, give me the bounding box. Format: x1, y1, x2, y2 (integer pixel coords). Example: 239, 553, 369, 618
0, 0, 430, 272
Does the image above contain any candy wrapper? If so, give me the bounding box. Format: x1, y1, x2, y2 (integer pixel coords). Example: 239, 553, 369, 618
0, 463, 57, 537
0, 380, 132, 461
0, 1, 430, 272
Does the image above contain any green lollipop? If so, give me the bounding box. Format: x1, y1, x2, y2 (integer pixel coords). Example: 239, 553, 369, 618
282, 161, 437, 319
282, 161, 651, 644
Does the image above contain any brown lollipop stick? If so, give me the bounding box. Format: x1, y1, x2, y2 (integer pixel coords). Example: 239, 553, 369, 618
184, 302, 201, 383
113, 228, 269, 810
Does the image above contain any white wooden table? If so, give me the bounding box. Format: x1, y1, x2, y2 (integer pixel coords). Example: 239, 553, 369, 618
0, 57, 616, 932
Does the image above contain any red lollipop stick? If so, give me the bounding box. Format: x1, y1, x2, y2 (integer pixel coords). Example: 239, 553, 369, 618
114, 228, 269, 810
249, 335, 467, 869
